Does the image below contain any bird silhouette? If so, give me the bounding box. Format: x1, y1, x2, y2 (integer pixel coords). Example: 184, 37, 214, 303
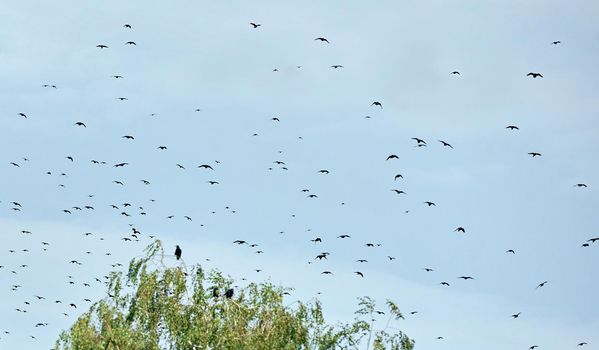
174, 245, 182, 260
527, 72, 543, 78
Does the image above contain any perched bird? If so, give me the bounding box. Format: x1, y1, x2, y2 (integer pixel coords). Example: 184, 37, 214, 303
225, 288, 234, 298
174, 245, 182, 260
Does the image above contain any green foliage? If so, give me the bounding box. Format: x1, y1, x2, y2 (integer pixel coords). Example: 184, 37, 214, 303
55, 240, 415, 350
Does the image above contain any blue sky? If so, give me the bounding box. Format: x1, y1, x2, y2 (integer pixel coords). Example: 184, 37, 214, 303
1, 0, 599, 349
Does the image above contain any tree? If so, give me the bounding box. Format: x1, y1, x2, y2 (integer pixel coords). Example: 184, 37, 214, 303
55, 241, 414, 350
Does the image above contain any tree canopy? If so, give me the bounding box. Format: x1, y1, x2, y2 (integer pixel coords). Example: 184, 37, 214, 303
55, 241, 414, 350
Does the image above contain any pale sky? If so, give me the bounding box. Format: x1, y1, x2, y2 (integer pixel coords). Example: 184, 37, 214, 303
1, 0, 599, 349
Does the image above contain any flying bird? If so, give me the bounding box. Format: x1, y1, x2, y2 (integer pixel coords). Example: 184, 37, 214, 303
528, 152, 542, 157
438, 140, 453, 148
536, 281, 549, 289
314, 37, 329, 43
386, 154, 399, 160
371, 101, 382, 109
506, 125, 519, 130
250, 22, 261, 28
527, 72, 543, 78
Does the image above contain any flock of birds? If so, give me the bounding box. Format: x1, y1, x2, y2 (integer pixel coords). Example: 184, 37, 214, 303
0, 10, 596, 350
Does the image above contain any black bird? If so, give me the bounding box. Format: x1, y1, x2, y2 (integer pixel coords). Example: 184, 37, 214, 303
225, 288, 234, 298
330, 65, 344, 69
454, 227, 466, 233
355, 271, 364, 277
527, 72, 543, 78
511, 312, 521, 318
506, 249, 516, 254
371, 101, 382, 109
450, 71, 460, 75
250, 22, 261, 28
74, 122, 86, 127
394, 174, 403, 181
391, 189, 406, 195
438, 140, 453, 148
506, 125, 519, 130
198, 164, 214, 170
386, 154, 399, 160
536, 281, 548, 289
96, 44, 108, 49
574, 183, 588, 188
18, 112, 27, 118
124, 24, 132, 28
174, 245, 182, 260
314, 37, 329, 43
528, 152, 542, 157
551, 41, 561, 45
424, 201, 436, 206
